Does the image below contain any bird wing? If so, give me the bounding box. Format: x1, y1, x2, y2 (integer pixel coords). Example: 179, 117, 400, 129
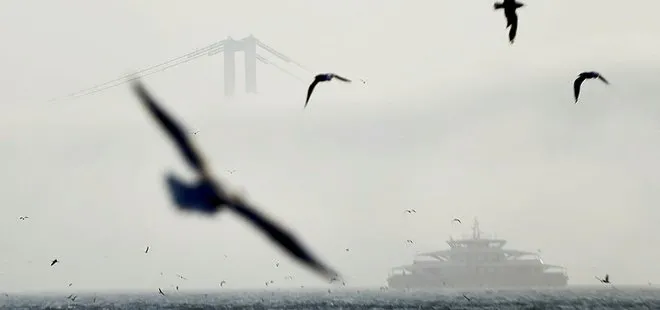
228, 198, 340, 281
597, 75, 609, 84
333, 75, 352, 83
573, 76, 586, 103
131, 80, 208, 175
305, 80, 319, 108
507, 13, 518, 43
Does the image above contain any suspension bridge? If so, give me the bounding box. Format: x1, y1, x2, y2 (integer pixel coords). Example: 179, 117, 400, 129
57, 34, 313, 101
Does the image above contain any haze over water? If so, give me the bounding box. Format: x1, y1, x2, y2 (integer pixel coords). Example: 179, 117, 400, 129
1, 0, 660, 308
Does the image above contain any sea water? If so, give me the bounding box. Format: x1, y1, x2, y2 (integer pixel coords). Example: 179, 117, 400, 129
1, 287, 658, 309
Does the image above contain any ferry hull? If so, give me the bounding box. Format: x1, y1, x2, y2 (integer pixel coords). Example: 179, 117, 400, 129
387, 272, 568, 289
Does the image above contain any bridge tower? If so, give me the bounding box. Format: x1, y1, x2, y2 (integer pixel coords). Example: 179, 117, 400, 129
242, 35, 258, 94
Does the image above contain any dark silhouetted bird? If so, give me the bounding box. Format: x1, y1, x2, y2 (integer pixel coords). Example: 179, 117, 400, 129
145, 246, 149, 254
131, 79, 340, 282
573, 71, 609, 103
494, 0, 524, 44
158, 288, 165, 296
596, 274, 610, 284
50, 259, 59, 266
453, 218, 461, 224
305, 73, 352, 108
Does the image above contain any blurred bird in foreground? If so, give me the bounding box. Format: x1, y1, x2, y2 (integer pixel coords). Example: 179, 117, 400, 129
131, 79, 340, 282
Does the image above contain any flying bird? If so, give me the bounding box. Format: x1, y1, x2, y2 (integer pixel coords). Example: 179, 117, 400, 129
305, 73, 352, 108
50, 259, 59, 266
494, 0, 524, 44
130, 79, 340, 282
220, 280, 227, 287
18, 216, 29, 220
404, 209, 416, 214
596, 274, 610, 284
453, 218, 461, 224
145, 246, 149, 254
176, 274, 188, 280
158, 288, 165, 296
573, 71, 609, 103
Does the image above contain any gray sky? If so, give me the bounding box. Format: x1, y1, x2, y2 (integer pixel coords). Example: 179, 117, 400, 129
1, 0, 660, 293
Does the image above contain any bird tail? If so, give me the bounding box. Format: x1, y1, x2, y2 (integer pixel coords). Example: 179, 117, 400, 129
494, 2, 505, 9
165, 172, 220, 214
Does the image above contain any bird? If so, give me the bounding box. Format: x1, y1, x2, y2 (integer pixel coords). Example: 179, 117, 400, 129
50, 259, 59, 266
145, 246, 149, 254
220, 280, 226, 287
404, 209, 416, 214
453, 218, 462, 224
130, 79, 340, 282
305, 73, 352, 108
596, 274, 610, 284
18, 216, 29, 220
176, 274, 188, 280
406, 239, 414, 244
226, 169, 237, 175
494, 0, 524, 44
190, 130, 200, 135
573, 71, 609, 103
158, 288, 165, 296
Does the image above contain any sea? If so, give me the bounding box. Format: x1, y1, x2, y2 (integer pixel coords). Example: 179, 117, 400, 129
1, 287, 659, 309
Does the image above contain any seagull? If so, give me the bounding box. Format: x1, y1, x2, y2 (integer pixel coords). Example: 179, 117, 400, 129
226, 169, 236, 175
406, 239, 414, 244
145, 246, 149, 254
158, 288, 165, 296
404, 209, 417, 214
573, 71, 609, 103
596, 274, 610, 284
18, 216, 29, 220
494, 0, 524, 44
176, 274, 188, 280
220, 280, 226, 287
453, 218, 461, 224
130, 79, 340, 282
50, 259, 59, 266
305, 73, 352, 108
190, 130, 200, 135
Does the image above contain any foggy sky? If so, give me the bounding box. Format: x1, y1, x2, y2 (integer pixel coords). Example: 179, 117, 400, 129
1, 0, 660, 293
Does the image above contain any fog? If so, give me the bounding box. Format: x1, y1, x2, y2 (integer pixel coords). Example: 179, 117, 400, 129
0, 0, 659, 293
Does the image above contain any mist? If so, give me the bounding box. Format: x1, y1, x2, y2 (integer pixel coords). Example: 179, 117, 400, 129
0, 0, 659, 293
